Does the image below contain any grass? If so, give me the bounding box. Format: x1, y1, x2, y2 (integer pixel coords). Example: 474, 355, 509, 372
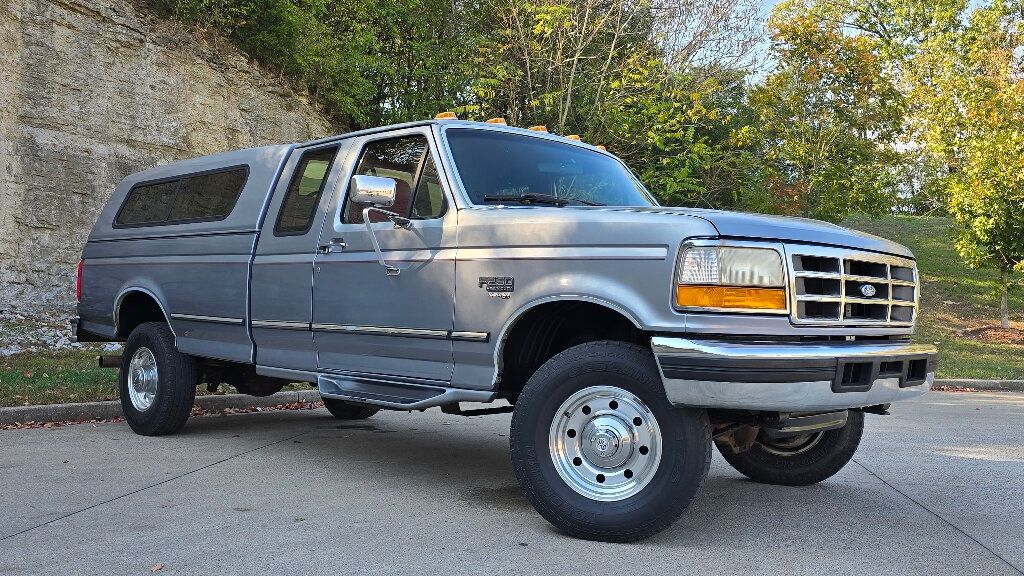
1, 349, 117, 407
2, 215, 1021, 407
843, 215, 1024, 379
0, 347, 313, 408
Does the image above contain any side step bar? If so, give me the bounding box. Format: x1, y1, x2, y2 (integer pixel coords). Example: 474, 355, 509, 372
318, 373, 495, 411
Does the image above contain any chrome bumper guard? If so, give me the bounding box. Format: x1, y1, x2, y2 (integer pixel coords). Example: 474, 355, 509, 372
651, 337, 938, 411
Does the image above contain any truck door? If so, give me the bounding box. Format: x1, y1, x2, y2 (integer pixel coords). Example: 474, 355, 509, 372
251, 142, 348, 373
312, 127, 456, 382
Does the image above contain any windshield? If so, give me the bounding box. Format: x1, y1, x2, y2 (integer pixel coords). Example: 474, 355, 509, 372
444, 128, 656, 207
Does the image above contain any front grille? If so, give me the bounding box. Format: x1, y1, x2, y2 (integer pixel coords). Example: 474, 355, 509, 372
789, 247, 917, 326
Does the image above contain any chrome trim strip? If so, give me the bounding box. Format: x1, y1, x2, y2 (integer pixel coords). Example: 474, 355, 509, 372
251, 322, 488, 341
651, 337, 937, 360
170, 313, 245, 326
251, 319, 311, 330
457, 246, 668, 261
312, 323, 450, 339
450, 331, 490, 342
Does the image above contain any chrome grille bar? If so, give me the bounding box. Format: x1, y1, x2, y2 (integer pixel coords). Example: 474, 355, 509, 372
787, 246, 918, 326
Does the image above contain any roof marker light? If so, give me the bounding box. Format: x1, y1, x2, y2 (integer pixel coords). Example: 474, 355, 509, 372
528, 125, 548, 132
435, 112, 458, 120
595, 145, 607, 151
486, 118, 507, 125
566, 135, 581, 141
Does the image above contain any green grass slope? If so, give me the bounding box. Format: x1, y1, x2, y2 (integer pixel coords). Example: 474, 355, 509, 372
844, 215, 1024, 379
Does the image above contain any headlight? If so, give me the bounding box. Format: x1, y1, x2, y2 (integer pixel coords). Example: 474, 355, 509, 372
674, 246, 787, 312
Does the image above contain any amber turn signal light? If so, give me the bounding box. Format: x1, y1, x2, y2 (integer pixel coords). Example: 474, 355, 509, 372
676, 285, 786, 311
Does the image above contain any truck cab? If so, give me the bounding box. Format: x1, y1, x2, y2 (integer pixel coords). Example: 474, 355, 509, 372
75, 117, 937, 542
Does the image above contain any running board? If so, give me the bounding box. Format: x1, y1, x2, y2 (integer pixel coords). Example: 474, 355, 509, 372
317, 373, 495, 410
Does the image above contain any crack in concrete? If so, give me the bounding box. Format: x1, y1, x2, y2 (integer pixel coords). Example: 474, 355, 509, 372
0, 429, 310, 542
853, 457, 1024, 576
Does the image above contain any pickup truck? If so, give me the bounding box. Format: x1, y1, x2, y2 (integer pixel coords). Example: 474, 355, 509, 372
74, 116, 938, 542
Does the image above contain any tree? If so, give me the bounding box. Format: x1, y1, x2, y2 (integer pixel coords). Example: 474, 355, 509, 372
467, 0, 762, 208
750, 0, 908, 222
909, 0, 1024, 327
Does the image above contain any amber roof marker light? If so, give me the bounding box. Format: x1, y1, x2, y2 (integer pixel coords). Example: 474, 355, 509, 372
486, 118, 507, 125
528, 125, 548, 132
435, 111, 458, 120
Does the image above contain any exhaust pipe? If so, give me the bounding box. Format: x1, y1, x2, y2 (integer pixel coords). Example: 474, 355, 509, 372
98, 355, 123, 368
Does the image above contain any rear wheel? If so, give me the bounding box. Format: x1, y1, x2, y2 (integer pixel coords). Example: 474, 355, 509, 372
510, 341, 711, 542
322, 397, 379, 420
120, 322, 197, 436
716, 411, 864, 486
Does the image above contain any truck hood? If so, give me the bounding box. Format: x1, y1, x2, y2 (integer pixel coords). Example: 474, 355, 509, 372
610, 207, 913, 259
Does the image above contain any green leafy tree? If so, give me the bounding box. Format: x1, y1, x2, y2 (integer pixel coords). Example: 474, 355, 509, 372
750, 1, 907, 222
909, 0, 1024, 327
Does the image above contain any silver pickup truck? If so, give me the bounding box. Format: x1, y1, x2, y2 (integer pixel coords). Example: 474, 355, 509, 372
74, 117, 937, 542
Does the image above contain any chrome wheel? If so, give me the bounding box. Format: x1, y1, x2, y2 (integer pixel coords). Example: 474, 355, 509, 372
759, 432, 824, 456
127, 346, 158, 412
549, 385, 663, 502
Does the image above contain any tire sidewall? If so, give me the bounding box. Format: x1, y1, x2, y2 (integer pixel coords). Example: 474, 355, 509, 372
511, 341, 710, 541
119, 323, 194, 435
717, 411, 864, 486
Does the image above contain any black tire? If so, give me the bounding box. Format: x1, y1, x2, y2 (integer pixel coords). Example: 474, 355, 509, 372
510, 340, 711, 543
119, 322, 197, 436
322, 397, 380, 420
716, 411, 864, 486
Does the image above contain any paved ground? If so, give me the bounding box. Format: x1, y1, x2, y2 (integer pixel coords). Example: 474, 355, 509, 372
1, 392, 1022, 576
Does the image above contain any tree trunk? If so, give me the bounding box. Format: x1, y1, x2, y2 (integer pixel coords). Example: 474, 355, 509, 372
1000, 265, 1010, 329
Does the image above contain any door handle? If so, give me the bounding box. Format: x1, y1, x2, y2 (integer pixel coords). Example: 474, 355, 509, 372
318, 238, 347, 254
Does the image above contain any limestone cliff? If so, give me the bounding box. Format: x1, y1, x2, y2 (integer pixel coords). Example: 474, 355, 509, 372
0, 0, 334, 312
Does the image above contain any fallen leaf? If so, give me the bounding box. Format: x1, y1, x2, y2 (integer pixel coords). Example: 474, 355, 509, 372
150, 563, 164, 572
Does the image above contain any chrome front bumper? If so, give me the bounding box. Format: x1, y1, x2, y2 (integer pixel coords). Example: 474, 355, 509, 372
651, 337, 938, 411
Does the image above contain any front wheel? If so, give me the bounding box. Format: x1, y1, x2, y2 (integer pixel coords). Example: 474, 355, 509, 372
715, 411, 864, 486
510, 341, 711, 542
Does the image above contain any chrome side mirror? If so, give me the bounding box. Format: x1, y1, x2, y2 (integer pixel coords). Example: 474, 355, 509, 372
348, 174, 410, 276
350, 174, 397, 207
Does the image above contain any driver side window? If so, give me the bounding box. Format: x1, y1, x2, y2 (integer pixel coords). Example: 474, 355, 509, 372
341, 135, 446, 224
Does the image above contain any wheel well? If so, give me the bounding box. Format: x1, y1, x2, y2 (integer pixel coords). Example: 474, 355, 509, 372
116, 291, 168, 339
497, 301, 647, 400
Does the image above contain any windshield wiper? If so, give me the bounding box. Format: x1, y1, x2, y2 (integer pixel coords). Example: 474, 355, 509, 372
481, 193, 603, 206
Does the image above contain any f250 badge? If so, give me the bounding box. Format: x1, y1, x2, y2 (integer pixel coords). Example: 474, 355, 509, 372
479, 276, 514, 299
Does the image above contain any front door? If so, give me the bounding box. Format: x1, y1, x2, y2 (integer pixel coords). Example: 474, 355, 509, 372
311, 128, 456, 382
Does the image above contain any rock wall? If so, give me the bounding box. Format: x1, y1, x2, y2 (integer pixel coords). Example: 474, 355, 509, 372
0, 0, 334, 313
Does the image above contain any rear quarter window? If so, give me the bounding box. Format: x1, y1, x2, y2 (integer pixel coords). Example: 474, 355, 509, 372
114, 166, 249, 227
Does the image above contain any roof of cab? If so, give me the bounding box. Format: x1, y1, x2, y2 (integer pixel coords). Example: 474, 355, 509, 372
298, 119, 611, 155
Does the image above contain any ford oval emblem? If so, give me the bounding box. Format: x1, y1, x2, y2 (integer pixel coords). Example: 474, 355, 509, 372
860, 284, 877, 297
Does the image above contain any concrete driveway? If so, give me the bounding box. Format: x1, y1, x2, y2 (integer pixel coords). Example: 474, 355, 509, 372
1, 391, 1022, 576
